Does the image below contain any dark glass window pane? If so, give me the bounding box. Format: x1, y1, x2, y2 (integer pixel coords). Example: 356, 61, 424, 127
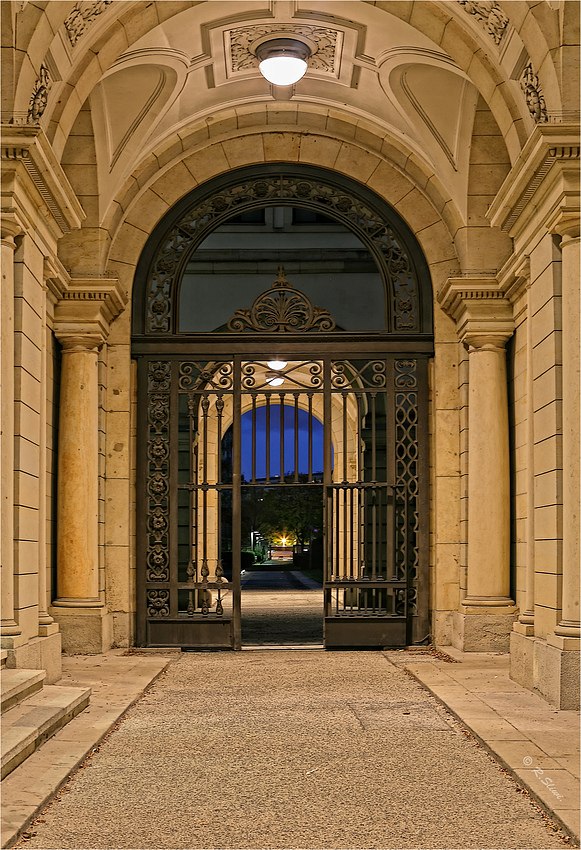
178, 206, 385, 332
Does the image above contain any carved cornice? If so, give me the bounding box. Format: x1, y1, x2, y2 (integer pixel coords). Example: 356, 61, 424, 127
1, 126, 85, 236
487, 124, 580, 236
53, 278, 128, 346
43, 254, 70, 303
438, 276, 514, 346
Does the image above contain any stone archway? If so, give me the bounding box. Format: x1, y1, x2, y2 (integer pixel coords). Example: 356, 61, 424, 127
131, 162, 433, 649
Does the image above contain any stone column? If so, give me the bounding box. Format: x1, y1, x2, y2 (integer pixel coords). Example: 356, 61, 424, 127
49, 279, 127, 653
53, 334, 103, 604
438, 279, 517, 651
513, 268, 535, 637
463, 334, 514, 607
547, 231, 581, 662
38, 272, 57, 636
50, 331, 110, 653
1, 224, 23, 645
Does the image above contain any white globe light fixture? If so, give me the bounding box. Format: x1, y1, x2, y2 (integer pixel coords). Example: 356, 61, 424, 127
256, 38, 311, 86
267, 360, 287, 370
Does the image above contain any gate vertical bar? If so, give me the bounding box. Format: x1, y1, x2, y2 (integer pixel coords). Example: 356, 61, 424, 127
323, 357, 333, 626
265, 395, 271, 484
415, 356, 430, 644
136, 358, 147, 645
169, 360, 179, 618
232, 356, 242, 649
279, 392, 285, 482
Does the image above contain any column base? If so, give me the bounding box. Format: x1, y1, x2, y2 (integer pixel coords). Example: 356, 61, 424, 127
4, 633, 62, 683
454, 603, 518, 651
50, 604, 113, 654
511, 632, 580, 710
38, 622, 60, 637
512, 620, 535, 636
1, 625, 27, 650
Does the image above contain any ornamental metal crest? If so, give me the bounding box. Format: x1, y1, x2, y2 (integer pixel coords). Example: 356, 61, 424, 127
227, 266, 336, 333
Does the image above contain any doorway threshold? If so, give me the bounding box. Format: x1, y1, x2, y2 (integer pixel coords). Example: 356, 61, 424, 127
241, 644, 324, 651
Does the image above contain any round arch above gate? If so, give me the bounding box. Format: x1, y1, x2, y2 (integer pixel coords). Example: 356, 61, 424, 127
132, 163, 434, 339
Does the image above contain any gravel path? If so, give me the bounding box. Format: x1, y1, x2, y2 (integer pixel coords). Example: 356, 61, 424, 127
18, 651, 567, 850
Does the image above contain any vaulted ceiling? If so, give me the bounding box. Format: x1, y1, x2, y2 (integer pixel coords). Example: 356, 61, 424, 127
3, 0, 576, 266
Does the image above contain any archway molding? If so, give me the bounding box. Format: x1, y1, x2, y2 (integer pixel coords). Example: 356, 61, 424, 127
104, 130, 461, 310
130, 161, 435, 339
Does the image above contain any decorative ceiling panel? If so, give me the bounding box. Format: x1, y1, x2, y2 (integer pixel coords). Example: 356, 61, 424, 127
226, 24, 343, 79
206, 12, 362, 89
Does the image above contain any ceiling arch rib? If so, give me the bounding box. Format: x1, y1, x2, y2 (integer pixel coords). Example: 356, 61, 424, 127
102, 107, 462, 250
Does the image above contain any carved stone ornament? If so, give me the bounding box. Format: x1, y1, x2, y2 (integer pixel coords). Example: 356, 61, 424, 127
27, 65, 51, 123
521, 62, 548, 123
456, 0, 509, 46
145, 174, 420, 334
229, 24, 339, 75
227, 266, 335, 333
64, 0, 113, 47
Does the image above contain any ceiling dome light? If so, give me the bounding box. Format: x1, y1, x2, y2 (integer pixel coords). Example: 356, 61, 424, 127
267, 360, 287, 370
266, 374, 285, 387
256, 38, 310, 86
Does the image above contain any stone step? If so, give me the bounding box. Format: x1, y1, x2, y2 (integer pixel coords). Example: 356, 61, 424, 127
1, 685, 91, 780
1, 669, 46, 714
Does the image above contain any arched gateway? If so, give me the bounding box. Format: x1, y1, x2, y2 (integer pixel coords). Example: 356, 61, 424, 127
132, 164, 434, 649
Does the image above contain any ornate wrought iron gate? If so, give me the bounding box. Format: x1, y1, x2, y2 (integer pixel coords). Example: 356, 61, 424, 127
132, 162, 434, 649
136, 351, 428, 649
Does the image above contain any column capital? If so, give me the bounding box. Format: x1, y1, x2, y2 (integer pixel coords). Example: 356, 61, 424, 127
53, 277, 128, 347
56, 333, 104, 353
437, 276, 515, 347
1, 207, 29, 243
555, 219, 581, 241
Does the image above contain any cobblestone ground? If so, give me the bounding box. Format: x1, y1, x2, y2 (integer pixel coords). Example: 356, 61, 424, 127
18, 651, 568, 850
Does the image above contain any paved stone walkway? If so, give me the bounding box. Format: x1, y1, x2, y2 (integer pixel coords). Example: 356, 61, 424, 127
14, 651, 570, 850
241, 572, 323, 644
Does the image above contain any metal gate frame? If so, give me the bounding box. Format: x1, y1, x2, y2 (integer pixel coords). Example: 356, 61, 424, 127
135, 347, 430, 649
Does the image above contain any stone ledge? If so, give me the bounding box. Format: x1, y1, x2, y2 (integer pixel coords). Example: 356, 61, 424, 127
0, 670, 46, 714
1, 686, 91, 780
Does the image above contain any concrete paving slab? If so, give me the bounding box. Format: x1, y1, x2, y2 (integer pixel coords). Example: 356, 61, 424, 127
404, 648, 580, 845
